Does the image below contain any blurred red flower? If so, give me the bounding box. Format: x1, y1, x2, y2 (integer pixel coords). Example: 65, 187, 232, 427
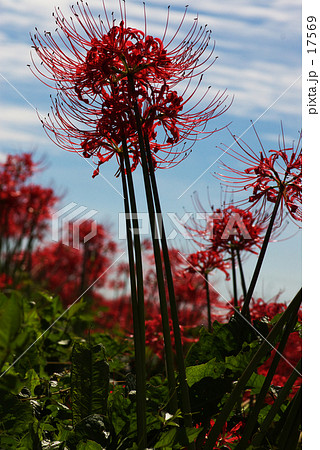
0, 153, 59, 278
31, 220, 118, 305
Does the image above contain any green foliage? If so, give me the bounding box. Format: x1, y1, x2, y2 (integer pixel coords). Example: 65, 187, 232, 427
185, 322, 240, 367
0, 292, 24, 370
71, 342, 109, 425
0, 287, 301, 449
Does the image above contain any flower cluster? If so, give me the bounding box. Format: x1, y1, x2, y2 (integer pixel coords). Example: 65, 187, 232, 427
196, 419, 244, 449
31, 220, 118, 305
0, 153, 58, 278
210, 205, 265, 255
185, 249, 230, 279
218, 124, 302, 222
31, 0, 230, 176
0, 153, 56, 240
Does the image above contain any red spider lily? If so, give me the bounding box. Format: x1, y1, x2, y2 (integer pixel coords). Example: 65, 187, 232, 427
183, 196, 266, 257
185, 249, 230, 279
218, 123, 302, 222
30, 0, 230, 176
31, 220, 118, 305
0, 153, 59, 279
183, 191, 271, 254
196, 419, 244, 448
0, 153, 57, 239
0, 273, 12, 288
210, 205, 265, 255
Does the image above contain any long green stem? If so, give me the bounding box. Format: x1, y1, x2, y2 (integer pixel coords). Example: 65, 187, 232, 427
143, 137, 194, 432
204, 272, 212, 332
230, 247, 238, 308
236, 247, 247, 298
121, 137, 146, 362
278, 386, 302, 449
119, 156, 147, 449
127, 75, 178, 413
203, 288, 302, 450
241, 186, 284, 318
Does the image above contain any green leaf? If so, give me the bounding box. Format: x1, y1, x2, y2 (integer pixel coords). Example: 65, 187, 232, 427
0, 389, 34, 436
0, 292, 24, 369
184, 426, 203, 444
154, 427, 177, 448
71, 341, 109, 425
76, 440, 103, 449
186, 358, 225, 387
24, 368, 41, 396
246, 372, 268, 395
185, 323, 239, 367
224, 341, 263, 376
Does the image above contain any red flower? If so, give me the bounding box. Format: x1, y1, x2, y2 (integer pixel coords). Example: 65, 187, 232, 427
31, 220, 118, 305
210, 205, 265, 255
30, 1, 230, 176
218, 123, 302, 222
185, 249, 230, 280
0, 153, 59, 279
197, 419, 244, 448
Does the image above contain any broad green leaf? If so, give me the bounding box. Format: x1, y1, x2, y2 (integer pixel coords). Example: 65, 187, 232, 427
185, 323, 239, 367
184, 426, 203, 444
24, 368, 41, 396
71, 342, 109, 425
0, 389, 34, 436
186, 358, 225, 387
0, 292, 24, 369
154, 427, 177, 448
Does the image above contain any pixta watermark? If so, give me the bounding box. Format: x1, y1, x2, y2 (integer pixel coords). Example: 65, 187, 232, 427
118, 212, 252, 241
52, 202, 98, 249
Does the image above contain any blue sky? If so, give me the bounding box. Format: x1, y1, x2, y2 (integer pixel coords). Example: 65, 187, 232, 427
0, 0, 302, 302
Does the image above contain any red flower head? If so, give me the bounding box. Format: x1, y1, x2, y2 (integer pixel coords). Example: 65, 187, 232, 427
218, 123, 302, 223
210, 205, 265, 255
30, 1, 231, 176
185, 249, 230, 280
183, 192, 266, 257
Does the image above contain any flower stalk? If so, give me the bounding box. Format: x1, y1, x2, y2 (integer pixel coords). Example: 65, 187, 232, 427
204, 272, 212, 332
119, 155, 147, 448
230, 247, 238, 308
241, 185, 285, 318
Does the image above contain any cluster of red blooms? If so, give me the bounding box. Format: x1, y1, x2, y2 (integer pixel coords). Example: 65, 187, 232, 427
30, 0, 230, 176
31, 220, 118, 305
182, 193, 267, 296
0, 154, 57, 240
95, 245, 230, 356
0, 153, 58, 279
218, 124, 302, 223
196, 419, 244, 449
0, 153, 301, 389
0, 152, 119, 305
210, 205, 265, 256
